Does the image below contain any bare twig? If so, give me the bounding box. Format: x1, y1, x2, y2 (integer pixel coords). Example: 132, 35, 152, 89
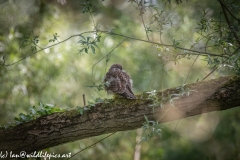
202, 65, 218, 81
184, 36, 211, 84
184, 55, 199, 84
137, 1, 150, 41
91, 38, 128, 83
159, 119, 181, 142
4, 31, 96, 67
218, 0, 239, 22
67, 132, 116, 160
4, 30, 226, 67
218, 0, 240, 45
102, 31, 228, 58
83, 94, 86, 106
202, 47, 240, 80
187, 37, 213, 83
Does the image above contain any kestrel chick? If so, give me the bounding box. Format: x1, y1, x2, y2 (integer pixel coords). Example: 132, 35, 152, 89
104, 64, 136, 99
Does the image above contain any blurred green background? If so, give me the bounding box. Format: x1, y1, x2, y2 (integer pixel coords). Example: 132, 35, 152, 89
0, 0, 239, 159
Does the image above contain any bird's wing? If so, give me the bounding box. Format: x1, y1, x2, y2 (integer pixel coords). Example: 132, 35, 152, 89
121, 71, 136, 99
122, 71, 133, 89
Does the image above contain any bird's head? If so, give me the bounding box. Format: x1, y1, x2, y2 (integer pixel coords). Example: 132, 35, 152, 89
110, 64, 122, 70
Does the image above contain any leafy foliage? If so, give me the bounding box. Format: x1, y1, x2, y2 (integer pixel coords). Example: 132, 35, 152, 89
78, 33, 101, 54
21, 34, 40, 52
143, 85, 197, 141
80, 0, 94, 14
49, 33, 59, 43
1, 103, 66, 128
141, 115, 162, 141
76, 105, 90, 115
76, 97, 106, 115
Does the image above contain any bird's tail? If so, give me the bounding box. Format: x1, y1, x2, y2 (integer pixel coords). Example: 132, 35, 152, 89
119, 90, 136, 99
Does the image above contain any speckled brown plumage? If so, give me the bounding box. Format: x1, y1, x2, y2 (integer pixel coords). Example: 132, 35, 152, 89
104, 64, 136, 99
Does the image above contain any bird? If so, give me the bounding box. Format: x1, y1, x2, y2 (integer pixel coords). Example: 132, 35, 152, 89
104, 64, 136, 99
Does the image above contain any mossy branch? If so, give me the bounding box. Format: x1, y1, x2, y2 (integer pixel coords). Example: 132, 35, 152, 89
0, 76, 240, 154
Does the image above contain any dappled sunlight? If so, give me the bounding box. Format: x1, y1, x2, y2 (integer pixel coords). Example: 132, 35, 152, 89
177, 112, 220, 143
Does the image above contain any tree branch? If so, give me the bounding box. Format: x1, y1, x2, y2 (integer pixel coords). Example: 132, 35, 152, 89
0, 76, 240, 154
2, 30, 227, 67
218, 0, 239, 22
101, 31, 228, 58
218, 0, 240, 46
3, 31, 96, 67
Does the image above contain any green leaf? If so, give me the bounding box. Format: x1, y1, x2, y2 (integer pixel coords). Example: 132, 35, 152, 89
77, 106, 84, 115
92, 43, 99, 49
37, 110, 45, 116
88, 101, 95, 107
84, 48, 88, 53
94, 97, 105, 103
79, 48, 85, 54
91, 45, 95, 53
144, 115, 149, 124
86, 36, 91, 42
29, 106, 37, 115
19, 113, 27, 121
79, 34, 86, 40
14, 117, 20, 122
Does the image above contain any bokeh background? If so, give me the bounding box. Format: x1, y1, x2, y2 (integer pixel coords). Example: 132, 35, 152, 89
0, 0, 239, 159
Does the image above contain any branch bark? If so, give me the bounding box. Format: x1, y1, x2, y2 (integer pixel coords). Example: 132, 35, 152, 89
0, 76, 240, 154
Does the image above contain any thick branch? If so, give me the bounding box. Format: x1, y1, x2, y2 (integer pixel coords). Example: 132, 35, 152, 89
0, 76, 240, 154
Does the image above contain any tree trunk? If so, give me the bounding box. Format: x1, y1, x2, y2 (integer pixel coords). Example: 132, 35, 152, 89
0, 76, 239, 154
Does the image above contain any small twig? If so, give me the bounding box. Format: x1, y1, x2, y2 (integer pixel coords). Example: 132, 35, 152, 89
202, 47, 240, 80
184, 35, 210, 84
102, 31, 228, 58
137, 1, 150, 41
157, 106, 171, 122
35, 44, 44, 50
197, 31, 218, 43
159, 119, 181, 142
218, 0, 239, 22
82, 94, 86, 106
91, 38, 128, 83
105, 55, 109, 74
218, 0, 240, 46
187, 36, 213, 83
202, 65, 218, 81
67, 132, 116, 160
4, 31, 96, 67
184, 55, 199, 84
